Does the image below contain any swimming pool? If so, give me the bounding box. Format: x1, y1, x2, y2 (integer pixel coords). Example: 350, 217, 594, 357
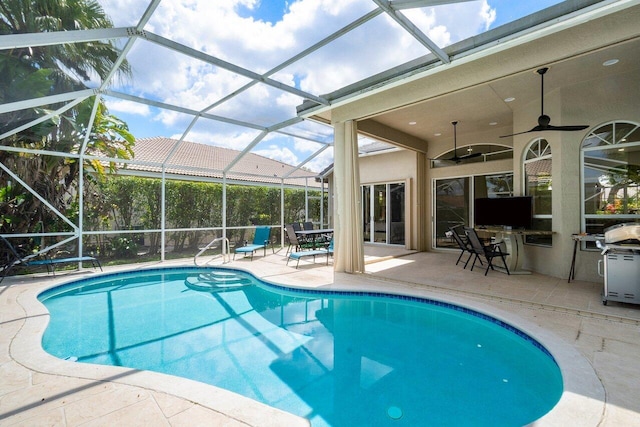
39, 267, 563, 426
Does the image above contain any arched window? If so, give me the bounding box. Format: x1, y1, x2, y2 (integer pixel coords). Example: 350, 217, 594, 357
581, 121, 640, 247
523, 138, 552, 245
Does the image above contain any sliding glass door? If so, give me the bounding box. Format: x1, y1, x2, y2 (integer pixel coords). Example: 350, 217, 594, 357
362, 182, 405, 245
389, 183, 405, 244
373, 184, 386, 243
434, 177, 470, 249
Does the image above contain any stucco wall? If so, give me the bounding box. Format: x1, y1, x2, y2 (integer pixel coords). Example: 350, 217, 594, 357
357, 70, 639, 283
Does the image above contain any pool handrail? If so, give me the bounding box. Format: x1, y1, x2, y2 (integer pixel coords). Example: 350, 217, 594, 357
194, 237, 230, 265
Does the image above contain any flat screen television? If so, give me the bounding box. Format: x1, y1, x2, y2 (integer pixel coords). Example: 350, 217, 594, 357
474, 196, 533, 229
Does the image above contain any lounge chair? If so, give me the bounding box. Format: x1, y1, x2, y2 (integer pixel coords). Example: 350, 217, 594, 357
463, 227, 510, 275
287, 238, 333, 268
446, 225, 476, 268
0, 236, 102, 283
233, 226, 274, 260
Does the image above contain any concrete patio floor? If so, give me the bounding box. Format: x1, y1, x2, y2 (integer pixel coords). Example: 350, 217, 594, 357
1, 246, 639, 426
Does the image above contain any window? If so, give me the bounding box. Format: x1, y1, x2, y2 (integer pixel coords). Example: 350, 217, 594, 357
431, 144, 513, 168
523, 139, 552, 245
581, 121, 640, 248
433, 173, 513, 248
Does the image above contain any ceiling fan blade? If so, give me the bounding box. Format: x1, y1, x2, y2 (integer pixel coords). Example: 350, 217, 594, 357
442, 152, 481, 163
500, 128, 537, 138
500, 124, 589, 137
430, 158, 458, 166
505, 67, 590, 137
545, 124, 589, 131
458, 152, 482, 160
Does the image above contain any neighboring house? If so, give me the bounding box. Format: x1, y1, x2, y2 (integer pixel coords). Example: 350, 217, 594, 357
123, 137, 322, 189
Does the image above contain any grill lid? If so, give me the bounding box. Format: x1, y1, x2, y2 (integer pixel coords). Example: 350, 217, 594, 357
604, 223, 640, 245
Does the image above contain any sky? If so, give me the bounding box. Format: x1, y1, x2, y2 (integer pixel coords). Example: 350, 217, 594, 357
95, 0, 563, 173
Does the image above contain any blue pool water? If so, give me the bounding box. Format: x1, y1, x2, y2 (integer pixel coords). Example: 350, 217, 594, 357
39, 267, 563, 426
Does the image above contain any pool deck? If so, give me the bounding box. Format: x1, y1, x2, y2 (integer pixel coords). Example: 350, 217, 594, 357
1, 247, 639, 426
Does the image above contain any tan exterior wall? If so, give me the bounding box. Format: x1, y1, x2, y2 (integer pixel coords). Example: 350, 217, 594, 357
355, 70, 639, 283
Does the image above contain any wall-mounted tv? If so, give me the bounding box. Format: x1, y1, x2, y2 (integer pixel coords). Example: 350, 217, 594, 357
474, 196, 533, 229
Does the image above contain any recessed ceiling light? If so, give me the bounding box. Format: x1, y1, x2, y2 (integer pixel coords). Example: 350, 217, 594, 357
434, 133, 442, 137
603, 59, 619, 66
489, 122, 497, 126
409, 121, 417, 125
504, 97, 515, 102
618, 148, 625, 152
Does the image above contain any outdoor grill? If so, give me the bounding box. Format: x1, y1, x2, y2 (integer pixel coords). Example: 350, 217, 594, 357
596, 223, 640, 306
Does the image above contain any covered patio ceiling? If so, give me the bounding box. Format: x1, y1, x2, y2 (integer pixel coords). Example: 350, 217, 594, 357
4, 1, 632, 179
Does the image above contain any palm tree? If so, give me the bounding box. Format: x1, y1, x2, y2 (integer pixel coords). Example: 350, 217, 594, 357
0, 0, 130, 87
0, 0, 134, 238
1, 0, 131, 127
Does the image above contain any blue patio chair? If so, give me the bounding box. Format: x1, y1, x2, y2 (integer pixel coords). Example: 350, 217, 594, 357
287, 238, 333, 268
0, 236, 102, 283
233, 226, 274, 260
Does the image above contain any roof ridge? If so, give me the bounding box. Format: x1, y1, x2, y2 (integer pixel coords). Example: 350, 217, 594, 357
135, 137, 303, 169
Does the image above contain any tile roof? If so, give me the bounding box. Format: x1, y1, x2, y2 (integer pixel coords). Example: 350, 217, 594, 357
125, 137, 321, 188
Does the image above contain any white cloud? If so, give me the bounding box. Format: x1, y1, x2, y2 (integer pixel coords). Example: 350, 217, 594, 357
480, 1, 497, 30
254, 144, 299, 165
177, 128, 262, 151
105, 99, 151, 116
289, 139, 325, 157
98, 0, 149, 27
307, 147, 334, 172
403, 1, 493, 46
96, 0, 500, 172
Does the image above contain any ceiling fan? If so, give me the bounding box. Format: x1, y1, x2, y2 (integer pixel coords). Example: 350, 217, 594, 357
438, 121, 482, 163
500, 67, 589, 138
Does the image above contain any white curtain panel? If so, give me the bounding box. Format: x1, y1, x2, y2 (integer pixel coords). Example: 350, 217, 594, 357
333, 120, 364, 273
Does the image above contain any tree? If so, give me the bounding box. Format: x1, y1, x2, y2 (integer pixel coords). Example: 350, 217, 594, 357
0, 0, 133, 239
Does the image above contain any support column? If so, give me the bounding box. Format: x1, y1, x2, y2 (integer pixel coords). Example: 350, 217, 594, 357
333, 120, 364, 273
415, 151, 428, 251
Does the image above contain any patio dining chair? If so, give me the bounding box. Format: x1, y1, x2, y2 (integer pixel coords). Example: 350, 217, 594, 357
285, 224, 314, 255
446, 225, 476, 268
463, 226, 510, 275
303, 221, 314, 230
233, 226, 274, 260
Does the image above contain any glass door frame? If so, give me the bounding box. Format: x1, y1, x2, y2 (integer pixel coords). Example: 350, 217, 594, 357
432, 176, 470, 250
361, 181, 406, 246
